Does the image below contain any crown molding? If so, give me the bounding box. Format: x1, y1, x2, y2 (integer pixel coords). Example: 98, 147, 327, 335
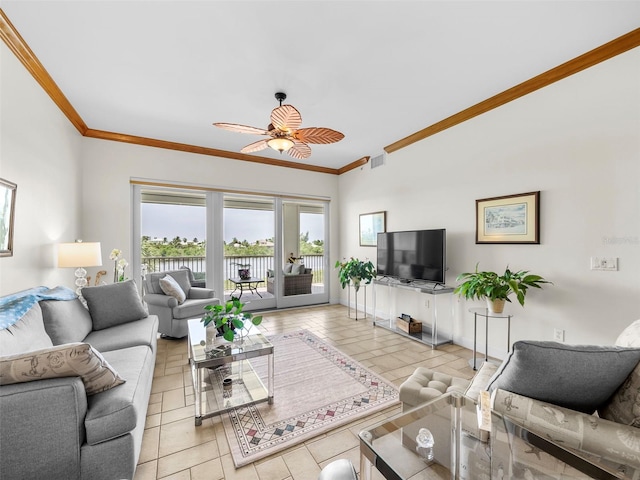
337, 156, 370, 175
84, 129, 340, 175
385, 28, 640, 154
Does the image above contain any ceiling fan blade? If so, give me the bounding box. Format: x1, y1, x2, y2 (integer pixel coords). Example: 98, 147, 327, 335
270, 105, 302, 132
213, 123, 269, 135
240, 139, 270, 153
293, 127, 344, 144
288, 141, 311, 160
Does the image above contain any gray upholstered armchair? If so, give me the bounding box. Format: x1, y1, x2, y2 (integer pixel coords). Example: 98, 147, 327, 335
143, 269, 219, 338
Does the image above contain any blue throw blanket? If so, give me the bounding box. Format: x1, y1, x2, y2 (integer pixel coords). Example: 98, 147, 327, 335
0, 286, 77, 329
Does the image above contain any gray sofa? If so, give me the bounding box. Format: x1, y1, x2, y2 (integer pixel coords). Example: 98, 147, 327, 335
0, 281, 158, 480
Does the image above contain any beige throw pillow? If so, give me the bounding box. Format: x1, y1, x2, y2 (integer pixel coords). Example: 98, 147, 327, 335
0, 343, 125, 395
159, 275, 186, 304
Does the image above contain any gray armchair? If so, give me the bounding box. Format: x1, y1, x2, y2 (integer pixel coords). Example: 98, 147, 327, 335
143, 269, 219, 338
180, 265, 206, 288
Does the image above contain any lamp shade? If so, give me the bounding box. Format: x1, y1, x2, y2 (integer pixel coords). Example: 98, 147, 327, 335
58, 242, 103, 268
267, 137, 294, 153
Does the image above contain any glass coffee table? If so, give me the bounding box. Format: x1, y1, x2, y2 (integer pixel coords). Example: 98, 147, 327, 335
359, 392, 620, 480
187, 319, 274, 426
359, 392, 489, 480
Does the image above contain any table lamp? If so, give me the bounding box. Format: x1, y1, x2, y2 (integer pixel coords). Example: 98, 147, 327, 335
58, 240, 103, 297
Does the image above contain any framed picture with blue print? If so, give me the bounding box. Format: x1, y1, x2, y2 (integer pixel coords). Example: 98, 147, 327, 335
476, 191, 540, 244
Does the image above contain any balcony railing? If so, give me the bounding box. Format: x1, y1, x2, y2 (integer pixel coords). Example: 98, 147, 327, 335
142, 254, 325, 291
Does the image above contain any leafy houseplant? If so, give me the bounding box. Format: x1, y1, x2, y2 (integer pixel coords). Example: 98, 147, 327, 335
335, 257, 376, 292
201, 298, 263, 343
454, 264, 552, 313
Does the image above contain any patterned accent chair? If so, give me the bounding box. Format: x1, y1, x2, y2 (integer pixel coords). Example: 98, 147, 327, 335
399, 319, 640, 477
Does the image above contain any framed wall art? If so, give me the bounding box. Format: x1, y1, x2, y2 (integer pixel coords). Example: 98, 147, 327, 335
476, 191, 539, 244
0, 178, 17, 257
359, 211, 386, 246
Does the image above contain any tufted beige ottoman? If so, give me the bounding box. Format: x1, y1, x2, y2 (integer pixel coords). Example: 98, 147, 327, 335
399, 367, 471, 411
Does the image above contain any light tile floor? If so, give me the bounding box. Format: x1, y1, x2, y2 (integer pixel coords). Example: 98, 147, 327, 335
134, 304, 478, 480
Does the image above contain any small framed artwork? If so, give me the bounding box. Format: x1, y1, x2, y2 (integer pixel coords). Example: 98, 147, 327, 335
0, 178, 17, 257
359, 211, 386, 247
476, 191, 539, 244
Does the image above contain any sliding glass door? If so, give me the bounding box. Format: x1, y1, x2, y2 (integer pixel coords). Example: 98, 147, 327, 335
222, 195, 276, 310
132, 183, 329, 311
276, 199, 329, 308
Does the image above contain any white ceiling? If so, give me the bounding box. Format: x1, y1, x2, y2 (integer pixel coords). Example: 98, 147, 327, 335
2, 1, 639, 171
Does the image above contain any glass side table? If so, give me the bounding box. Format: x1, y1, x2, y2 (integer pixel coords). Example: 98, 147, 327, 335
187, 319, 274, 426
469, 307, 513, 370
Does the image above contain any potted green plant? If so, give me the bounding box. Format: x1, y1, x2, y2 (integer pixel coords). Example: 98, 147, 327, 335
335, 257, 376, 292
201, 297, 263, 343
454, 264, 552, 313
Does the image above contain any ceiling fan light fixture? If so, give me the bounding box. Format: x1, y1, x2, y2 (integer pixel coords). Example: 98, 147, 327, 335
267, 137, 294, 153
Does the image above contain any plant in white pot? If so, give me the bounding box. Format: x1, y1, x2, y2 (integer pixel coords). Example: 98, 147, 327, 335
201, 297, 263, 345
335, 257, 376, 292
454, 264, 552, 313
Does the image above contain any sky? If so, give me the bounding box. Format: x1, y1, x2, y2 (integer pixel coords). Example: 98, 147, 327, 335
141, 204, 323, 243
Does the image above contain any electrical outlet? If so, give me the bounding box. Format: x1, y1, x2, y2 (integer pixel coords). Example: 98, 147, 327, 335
553, 328, 565, 342
590, 256, 618, 271
424, 299, 430, 308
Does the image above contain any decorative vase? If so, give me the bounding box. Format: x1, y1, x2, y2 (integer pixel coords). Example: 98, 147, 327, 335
205, 324, 218, 353
487, 298, 506, 314
351, 276, 361, 292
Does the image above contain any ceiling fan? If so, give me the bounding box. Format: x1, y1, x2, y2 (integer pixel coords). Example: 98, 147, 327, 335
213, 92, 344, 160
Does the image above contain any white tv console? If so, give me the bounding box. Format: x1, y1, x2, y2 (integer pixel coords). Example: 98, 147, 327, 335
372, 277, 455, 348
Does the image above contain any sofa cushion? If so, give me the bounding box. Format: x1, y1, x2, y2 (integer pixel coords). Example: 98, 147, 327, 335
172, 298, 213, 320
615, 319, 640, 347
486, 340, 640, 413
600, 319, 640, 425
599, 362, 640, 426
0, 303, 53, 355
159, 275, 186, 304
0, 342, 125, 395
464, 361, 498, 401
40, 298, 93, 345
85, 345, 154, 445
291, 264, 305, 275
84, 315, 158, 353
82, 280, 148, 331
283, 263, 293, 274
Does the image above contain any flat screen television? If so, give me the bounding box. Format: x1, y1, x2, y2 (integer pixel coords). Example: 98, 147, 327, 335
376, 229, 446, 284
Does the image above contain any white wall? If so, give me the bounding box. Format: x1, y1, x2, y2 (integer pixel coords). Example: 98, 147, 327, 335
79, 138, 341, 300
0, 43, 84, 295
338, 47, 640, 354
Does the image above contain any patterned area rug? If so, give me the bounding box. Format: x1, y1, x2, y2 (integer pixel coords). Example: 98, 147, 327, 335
210, 329, 399, 467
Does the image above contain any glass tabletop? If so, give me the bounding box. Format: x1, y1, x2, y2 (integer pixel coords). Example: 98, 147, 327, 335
359, 392, 489, 480
188, 319, 272, 367
359, 391, 622, 480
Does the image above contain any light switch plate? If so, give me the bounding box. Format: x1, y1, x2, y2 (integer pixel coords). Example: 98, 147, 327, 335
590, 257, 618, 271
